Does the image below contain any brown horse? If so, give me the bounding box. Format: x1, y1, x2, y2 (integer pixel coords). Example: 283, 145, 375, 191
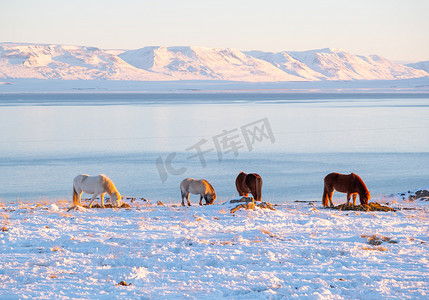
235, 172, 263, 201
322, 172, 371, 207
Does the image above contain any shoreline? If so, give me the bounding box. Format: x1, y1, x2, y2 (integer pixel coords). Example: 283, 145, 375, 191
1, 78, 429, 94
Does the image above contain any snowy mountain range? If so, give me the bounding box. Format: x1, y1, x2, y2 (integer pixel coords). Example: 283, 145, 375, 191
0, 43, 428, 82
406, 61, 429, 73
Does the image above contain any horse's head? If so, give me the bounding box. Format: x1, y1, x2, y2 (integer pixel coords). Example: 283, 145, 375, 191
361, 191, 371, 205
112, 192, 122, 207
204, 192, 217, 205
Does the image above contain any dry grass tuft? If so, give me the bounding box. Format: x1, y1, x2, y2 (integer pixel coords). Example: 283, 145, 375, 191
260, 228, 282, 240
231, 201, 255, 213
362, 246, 388, 251
117, 280, 132, 286
59, 212, 73, 218
331, 202, 395, 212
361, 234, 398, 246
193, 214, 204, 221
229, 198, 276, 213
83, 203, 130, 209
257, 202, 276, 210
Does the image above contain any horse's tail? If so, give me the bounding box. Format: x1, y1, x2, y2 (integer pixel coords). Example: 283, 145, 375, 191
322, 173, 336, 207
72, 185, 79, 206
255, 176, 263, 201
322, 184, 329, 207
235, 172, 246, 196
180, 178, 189, 197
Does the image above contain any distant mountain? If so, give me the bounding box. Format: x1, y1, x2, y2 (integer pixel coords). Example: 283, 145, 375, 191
0, 43, 428, 81
406, 61, 429, 73
247, 48, 428, 80
118, 46, 304, 81
0, 43, 171, 80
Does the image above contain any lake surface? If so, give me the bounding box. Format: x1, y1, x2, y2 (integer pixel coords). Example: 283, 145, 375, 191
0, 93, 428, 204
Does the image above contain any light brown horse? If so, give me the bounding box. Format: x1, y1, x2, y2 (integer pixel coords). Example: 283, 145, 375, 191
235, 172, 263, 201
180, 178, 217, 206
322, 172, 371, 207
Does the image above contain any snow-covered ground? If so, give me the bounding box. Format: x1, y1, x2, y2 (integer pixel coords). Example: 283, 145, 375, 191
1, 196, 427, 299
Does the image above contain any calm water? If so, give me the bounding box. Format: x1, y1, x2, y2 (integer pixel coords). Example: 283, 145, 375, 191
0, 93, 428, 204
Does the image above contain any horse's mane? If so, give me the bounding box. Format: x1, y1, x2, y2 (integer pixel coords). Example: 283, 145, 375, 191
203, 180, 215, 194
101, 175, 120, 195
353, 173, 369, 193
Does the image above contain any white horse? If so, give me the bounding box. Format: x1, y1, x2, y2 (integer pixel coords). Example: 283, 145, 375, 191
73, 174, 122, 208
180, 178, 216, 206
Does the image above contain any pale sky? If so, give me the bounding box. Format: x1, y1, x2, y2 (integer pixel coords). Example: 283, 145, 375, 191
1, 0, 428, 62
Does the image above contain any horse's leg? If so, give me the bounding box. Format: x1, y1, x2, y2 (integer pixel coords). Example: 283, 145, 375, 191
89, 193, 99, 208
347, 193, 351, 206
328, 190, 335, 207
239, 189, 248, 197
249, 184, 256, 201
186, 193, 191, 206
352, 194, 357, 206
77, 190, 83, 206
238, 183, 248, 197
199, 195, 203, 206
181, 192, 188, 206
100, 193, 105, 208
237, 185, 247, 197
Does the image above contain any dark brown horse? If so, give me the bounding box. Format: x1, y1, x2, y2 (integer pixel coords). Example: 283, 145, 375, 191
235, 172, 263, 201
322, 172, 371, 207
